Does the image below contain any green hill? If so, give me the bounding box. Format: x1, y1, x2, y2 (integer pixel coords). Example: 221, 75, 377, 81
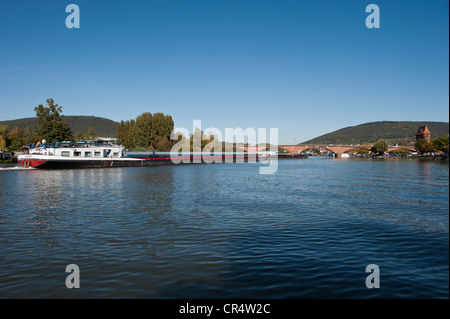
302, 121, 449, 145
0, 116, 119, 137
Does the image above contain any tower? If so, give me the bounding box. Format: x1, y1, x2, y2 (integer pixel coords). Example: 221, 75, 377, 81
416, 126, 431, 143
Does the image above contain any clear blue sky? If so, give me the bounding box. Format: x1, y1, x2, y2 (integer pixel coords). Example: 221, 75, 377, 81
0, 0, 448, 144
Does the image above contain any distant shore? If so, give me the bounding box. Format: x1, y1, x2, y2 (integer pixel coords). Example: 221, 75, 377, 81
306, 153, 449, 162
347, 155, 448, 162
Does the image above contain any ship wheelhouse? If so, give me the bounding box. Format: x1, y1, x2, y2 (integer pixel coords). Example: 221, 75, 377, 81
36, 142, 124, 158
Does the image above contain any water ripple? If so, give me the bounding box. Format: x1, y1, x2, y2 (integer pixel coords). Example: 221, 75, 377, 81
0, 159, 448, 298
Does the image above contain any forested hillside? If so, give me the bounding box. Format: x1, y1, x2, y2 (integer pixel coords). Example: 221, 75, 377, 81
0, 116, 119, 137
302, 121, 449, 145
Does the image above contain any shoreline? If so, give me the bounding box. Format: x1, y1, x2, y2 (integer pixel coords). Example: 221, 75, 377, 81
345, 156, 448, 162
307, 154, 449, 162
0, 159, 17, 164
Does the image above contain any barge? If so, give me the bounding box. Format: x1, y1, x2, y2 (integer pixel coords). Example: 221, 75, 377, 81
17, 142, 264, 169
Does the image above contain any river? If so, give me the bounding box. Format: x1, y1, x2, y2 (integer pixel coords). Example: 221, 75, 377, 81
0, 157, 448, 298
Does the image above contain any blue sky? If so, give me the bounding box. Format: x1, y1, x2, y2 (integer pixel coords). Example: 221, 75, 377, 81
0, 0, 448, 144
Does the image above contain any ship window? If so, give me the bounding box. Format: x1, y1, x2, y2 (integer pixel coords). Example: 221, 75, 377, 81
94, 151, 101, 157
61, 151, 70, 157
113, 152, 119, 157
74, 151, 81, 156
85, 152, 92, 157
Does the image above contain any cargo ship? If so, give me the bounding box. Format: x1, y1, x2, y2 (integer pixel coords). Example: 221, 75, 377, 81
17, 141, 264, 169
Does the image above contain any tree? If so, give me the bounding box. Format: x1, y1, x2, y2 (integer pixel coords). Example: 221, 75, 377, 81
8, 126, 24, 149
34, 99, 73, 143
414, 139, 427, 154
415, 139, 437, 155
117, 119, 136, 149
170, 131, 190, 153
423, 142, 437, 155
134, 112, 154, 148
154, 136, 173, 151
433, 136, 449, 155
0, 136, 6, 151
0, 125, 37, 151
372, 139, 388, 155
117, 112, 174, 150
23, 126, 38, 146
0, 125, 8, 150
145, 112, 174, 149
189, 128, 212, 152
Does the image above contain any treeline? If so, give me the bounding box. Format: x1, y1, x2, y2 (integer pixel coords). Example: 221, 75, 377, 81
1, 99, 76, 151
0, 116, 118, 139
118, 121, 245, 152
0, 122, 100, 149
117, 112, 174, 151
344, 136, 449, 156
172, 128, 243, 152
0, 99, 179, 152
0, 124, 38, 151
415, 136, 449, 155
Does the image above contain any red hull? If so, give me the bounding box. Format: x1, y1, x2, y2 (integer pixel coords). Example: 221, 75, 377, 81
18, 159, 47, 168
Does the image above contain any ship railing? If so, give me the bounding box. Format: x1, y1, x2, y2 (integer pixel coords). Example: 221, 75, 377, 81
51, 142, 116, 148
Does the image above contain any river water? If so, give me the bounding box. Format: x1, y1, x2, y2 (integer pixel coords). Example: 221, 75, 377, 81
0, 157, 448, 298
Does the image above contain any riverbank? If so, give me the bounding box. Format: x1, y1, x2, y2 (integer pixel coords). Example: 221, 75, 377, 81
373, 155, 448, 162
306, 153, 448, 162
0, 158, 17, 164
338, 154, 449, 162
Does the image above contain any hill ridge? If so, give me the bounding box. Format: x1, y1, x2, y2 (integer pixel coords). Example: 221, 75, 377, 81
0, 115, 119, 137
302, 121, 449, 145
